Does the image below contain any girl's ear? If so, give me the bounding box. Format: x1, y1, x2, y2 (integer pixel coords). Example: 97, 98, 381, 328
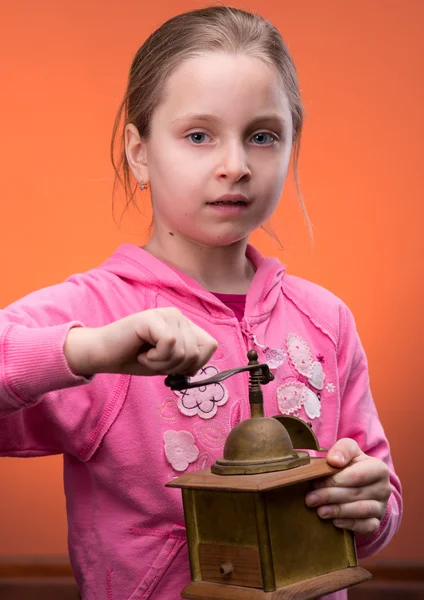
125, 123, 149, 186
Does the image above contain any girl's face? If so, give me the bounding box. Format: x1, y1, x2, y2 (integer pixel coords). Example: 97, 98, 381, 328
128, 52, 293, 248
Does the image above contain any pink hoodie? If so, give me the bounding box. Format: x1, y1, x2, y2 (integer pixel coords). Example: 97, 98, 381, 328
0, 244, 402, 600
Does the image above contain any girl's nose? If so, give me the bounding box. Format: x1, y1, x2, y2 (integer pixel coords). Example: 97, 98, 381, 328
215, 141, 251, 183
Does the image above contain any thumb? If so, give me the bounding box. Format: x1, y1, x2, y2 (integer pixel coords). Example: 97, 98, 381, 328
326, 438, 364, 467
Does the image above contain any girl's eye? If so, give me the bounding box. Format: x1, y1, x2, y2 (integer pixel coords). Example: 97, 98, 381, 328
251, 132, 277, 145
187, 132, 210, 144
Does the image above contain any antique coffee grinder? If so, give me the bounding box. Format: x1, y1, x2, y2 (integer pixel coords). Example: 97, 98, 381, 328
165, 351, 371, 599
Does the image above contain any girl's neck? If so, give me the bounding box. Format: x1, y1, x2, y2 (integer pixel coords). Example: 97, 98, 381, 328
143, 232, 255, 293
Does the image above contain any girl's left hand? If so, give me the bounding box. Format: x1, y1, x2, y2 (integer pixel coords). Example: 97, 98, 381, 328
305, 438, 392, 535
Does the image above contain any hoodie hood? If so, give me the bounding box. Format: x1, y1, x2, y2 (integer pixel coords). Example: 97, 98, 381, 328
99, 243, 286, 320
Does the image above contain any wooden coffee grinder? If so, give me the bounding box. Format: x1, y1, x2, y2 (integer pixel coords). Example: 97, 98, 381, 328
165, 351, 371, 599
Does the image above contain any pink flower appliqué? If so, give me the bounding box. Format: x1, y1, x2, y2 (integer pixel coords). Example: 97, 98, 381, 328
174, 365, 229, 420
164, 430, 199, 472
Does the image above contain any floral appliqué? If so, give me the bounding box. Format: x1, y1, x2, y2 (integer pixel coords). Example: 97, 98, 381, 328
326, 383, 336, 393
308, 360, 326, 390
287, 333, 326, 390
277, 334, 329, 420
252, 335, 286, 368
164, 430, 199, 472
174, 365, 229, 419
277, 381, 306, 414
277, 381, 321, 420
304, 388, 321, 419
287, 333, 313, 377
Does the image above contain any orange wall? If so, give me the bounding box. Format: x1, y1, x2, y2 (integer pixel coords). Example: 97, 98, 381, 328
0, 0, 422, 561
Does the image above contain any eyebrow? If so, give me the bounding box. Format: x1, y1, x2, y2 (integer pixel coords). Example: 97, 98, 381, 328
171, 113, 287, 129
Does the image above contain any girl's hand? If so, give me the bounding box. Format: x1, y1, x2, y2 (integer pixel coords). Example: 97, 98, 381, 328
305, 438, 392, 535
64, 307, 218, 377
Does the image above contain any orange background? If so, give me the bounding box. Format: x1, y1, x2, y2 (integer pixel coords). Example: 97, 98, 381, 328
0, 0, 422, 563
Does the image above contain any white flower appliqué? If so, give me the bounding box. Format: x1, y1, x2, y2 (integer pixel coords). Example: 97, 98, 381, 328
304, 388, 321, 419
326, 383, 336, 393
308, 361, 326, 390
287, 333, 313, 377
174, 365, 229, 420
164, 430, 199, 472
277, 381, 307, 415
277, 381, 322, 420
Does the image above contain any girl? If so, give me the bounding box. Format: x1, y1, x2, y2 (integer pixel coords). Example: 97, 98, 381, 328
0, 6, 401, 600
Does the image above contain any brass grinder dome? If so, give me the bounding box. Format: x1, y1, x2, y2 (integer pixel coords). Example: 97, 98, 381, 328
211, 416, 310, 476
164, 348, 311, 477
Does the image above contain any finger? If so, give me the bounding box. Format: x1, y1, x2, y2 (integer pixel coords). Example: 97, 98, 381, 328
169, 318, 200, 374
332, 518, 381, 535
326, 438, 365, 468
143, 335, 177, 362
306, 480, 391, 508
311, 458, 388, 490
141, 318, 186, 364
315, 499, 387, 521
191, 323, 219, 366
134, 314, 178, 357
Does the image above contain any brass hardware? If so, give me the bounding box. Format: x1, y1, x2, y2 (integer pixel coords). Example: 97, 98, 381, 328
211, 417, 310, 475
167, 351, 311, 476
273, 415, 327, 452
164, 349, 274, 392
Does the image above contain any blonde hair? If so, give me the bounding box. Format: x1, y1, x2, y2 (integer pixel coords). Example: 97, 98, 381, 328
111, 6, 309, 235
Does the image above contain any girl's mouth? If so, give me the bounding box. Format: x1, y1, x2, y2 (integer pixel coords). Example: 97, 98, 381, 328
208, 200, 247, 206
207, 194, 250, 207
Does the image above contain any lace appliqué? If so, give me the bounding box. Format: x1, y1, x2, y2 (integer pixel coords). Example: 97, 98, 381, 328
287, 334, 326, 391
174, 365, 229, 420
277, 381, 307, 415
275, 335, 328, 420
164, 430, 199, 472
277, 381, 322, 420
263, 348, 287, 369
287, 333, 313, 377
252, 335, 286, 368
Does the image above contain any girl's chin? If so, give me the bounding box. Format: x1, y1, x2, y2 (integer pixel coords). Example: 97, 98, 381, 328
185, 232, 250, 249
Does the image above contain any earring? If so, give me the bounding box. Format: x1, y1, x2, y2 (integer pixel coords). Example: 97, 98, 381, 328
140, 182, 148, 190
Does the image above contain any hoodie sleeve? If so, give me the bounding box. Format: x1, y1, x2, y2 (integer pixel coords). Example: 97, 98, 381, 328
0, 274, 128, 460
336, 302, 402, 558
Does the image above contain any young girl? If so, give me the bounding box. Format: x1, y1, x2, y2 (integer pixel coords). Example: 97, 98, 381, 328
0, 6, 401, 600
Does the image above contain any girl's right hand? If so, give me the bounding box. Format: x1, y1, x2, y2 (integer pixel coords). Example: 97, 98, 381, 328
64, 307, 218, 378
